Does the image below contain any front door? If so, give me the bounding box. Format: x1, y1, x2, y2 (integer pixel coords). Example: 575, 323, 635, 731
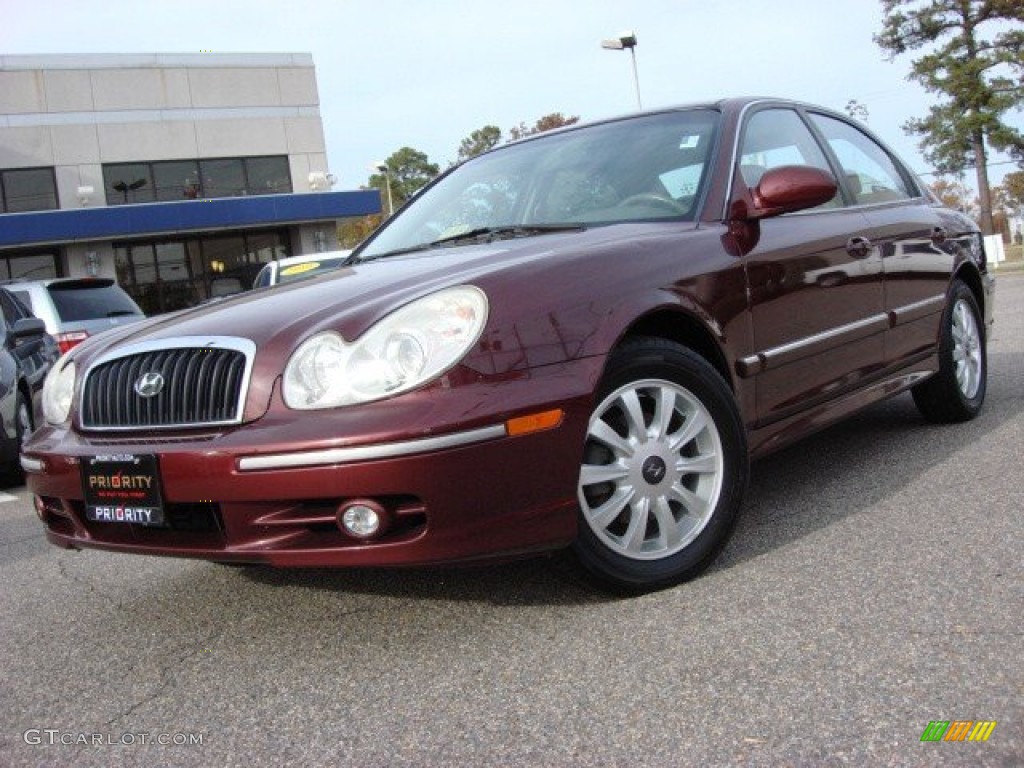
737, 107, 886, 425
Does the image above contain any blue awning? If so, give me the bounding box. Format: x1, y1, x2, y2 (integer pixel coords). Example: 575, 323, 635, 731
0, 190, 381, 249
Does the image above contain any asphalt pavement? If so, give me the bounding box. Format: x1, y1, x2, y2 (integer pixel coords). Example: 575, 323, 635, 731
1, 275, 1021, 767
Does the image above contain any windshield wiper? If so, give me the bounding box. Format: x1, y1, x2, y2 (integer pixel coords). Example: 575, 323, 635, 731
428, 223, 586, 247
346, 243, 436, 265
348, 223, 586, 265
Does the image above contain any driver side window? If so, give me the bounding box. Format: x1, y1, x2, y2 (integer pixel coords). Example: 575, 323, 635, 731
740, 108, 839, 209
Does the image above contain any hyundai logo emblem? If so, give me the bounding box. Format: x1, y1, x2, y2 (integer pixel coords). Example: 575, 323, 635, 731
134, 372, 165, 398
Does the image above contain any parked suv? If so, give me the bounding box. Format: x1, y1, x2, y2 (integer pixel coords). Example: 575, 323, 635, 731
0, 287, 58, 482
1, 278, 145, 354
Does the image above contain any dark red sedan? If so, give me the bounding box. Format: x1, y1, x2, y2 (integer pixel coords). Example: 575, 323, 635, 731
23, 98, 994, 591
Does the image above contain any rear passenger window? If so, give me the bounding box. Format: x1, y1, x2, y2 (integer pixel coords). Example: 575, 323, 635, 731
809, 113, 915, 205
9, 289, 33, 313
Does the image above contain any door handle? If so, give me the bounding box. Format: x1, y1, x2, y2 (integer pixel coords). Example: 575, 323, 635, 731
846, 236, 872, 258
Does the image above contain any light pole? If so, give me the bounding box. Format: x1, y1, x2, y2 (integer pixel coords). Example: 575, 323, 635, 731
372, 161, 394, 217
601, 31, 641, 110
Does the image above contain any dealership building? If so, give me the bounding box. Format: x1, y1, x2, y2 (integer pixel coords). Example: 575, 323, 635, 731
0, 53, 379, 314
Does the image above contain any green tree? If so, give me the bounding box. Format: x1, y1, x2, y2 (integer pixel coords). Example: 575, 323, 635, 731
368, 147, 440, 212
338, 213, 384, 249
507, 112, 580, 141
453, 113, 581, 165
456, 125, 502, 162
875, 0, 1024, 234
1000, 170, 1024, 209
997, 170, 1024, 242
929, 176, 976, 215
844, 99, 870, 123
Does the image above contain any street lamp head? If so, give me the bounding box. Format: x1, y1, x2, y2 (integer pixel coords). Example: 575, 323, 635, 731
600, 30, 642, 110
601, 31, 637, 50
371, 161, 389, 175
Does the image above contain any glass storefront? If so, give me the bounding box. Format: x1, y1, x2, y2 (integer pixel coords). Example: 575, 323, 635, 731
115, 230, 289, 314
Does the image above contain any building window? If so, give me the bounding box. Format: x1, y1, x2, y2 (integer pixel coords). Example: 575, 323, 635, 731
1, 168, 58, 212
153, 160, 201, 201
244, 156, 292, 195
200, 159, 247, 198
103, 163, 155, 204
103, 156, 292, 205
0, 252, 59, 280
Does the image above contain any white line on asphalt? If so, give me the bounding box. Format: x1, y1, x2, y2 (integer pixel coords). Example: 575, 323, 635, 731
0, 492, 19, 503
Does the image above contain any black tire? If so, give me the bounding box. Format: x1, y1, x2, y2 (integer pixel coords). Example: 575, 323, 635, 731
1, 390, 32, 485
572, 337, 748, 593
912, 280, 986, 423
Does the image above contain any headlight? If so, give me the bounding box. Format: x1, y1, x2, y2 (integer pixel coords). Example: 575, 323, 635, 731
283, 286, 488, 409
43, 358, 77, 425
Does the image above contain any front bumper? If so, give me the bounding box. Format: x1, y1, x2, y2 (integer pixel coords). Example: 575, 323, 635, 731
23, 358, 602, 567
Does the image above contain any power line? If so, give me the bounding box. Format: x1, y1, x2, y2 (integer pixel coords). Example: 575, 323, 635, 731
916, 159, 1021, 178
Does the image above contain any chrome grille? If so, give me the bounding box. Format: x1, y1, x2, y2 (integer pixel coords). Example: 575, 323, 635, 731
80, 337, 255, 430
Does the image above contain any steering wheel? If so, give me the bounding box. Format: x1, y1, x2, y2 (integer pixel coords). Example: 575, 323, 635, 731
616, 193, 688, 215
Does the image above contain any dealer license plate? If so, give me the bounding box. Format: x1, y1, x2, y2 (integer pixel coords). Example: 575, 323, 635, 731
82, 454, 164, 526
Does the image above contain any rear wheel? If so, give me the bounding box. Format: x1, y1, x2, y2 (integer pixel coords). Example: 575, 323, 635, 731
912, 280, 986, 423
573, 338, 748, 592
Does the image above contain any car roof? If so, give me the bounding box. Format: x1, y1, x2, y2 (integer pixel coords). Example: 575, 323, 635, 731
273, 250, 352, 268
0, 277, 118, 289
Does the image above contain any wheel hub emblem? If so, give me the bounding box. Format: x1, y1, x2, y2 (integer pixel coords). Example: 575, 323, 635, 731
134, 372, 165, 398
641, 456, 667, 485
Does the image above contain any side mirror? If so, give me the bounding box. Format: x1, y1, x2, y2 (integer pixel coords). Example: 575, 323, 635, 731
11, 316, 46, 340
748, 165, 837, 219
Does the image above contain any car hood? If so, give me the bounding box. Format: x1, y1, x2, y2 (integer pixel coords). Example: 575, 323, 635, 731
83, 225, 693, 351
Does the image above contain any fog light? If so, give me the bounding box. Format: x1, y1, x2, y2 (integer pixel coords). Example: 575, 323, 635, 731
337, 500, 386, 539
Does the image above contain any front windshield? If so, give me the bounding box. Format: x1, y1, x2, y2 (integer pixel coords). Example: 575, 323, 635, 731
358, 109, 720, 259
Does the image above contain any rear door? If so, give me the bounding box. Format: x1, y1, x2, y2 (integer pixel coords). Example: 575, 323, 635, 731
806, 112, 952, 369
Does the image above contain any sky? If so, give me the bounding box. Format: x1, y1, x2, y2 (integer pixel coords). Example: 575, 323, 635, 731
4, 0, 1021, 194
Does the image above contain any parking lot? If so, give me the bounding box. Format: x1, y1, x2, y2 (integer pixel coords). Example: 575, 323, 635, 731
1, 273, 1021, 767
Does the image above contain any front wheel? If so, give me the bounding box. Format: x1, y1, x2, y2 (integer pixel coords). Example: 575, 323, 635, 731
912, 280, 986, 423
573, 338, 748, 592
1, 391, 32, 485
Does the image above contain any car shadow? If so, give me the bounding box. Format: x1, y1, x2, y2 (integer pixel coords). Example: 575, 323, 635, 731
714, 348, 1024, 573
237, 551, 615, 607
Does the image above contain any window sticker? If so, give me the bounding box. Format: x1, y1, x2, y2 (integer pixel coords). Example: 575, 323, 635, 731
659, 165, 703, 198
281, 262, 321, 277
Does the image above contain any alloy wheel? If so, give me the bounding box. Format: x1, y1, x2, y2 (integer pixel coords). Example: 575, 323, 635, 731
578, 379, 724, 561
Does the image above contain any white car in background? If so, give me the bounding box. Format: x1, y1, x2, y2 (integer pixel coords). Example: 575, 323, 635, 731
252, 251, 352, 289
